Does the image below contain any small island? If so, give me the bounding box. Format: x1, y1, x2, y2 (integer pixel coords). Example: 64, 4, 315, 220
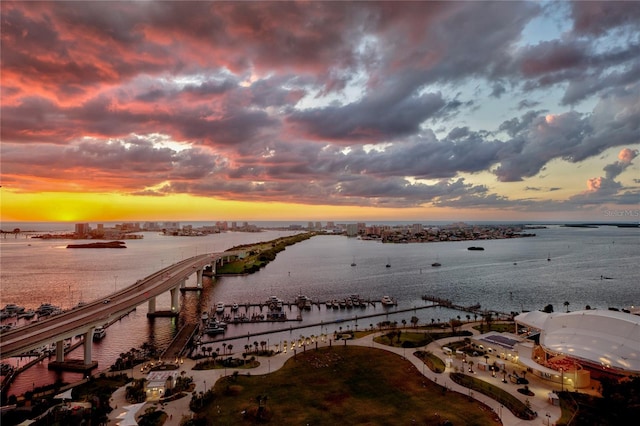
67, 241, 127, 249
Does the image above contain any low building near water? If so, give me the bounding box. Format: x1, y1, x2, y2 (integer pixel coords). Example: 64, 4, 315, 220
145, 371, 179, 400
514, 309, 640, 388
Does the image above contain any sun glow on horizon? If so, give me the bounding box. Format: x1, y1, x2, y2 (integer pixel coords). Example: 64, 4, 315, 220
1, 190, 462, 223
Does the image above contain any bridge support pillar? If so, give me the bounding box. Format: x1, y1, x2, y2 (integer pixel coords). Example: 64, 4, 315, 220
171, 287, 180, 313
84, 330, 93, 365
148, 297, 156, 314
180, 278, 186, 289
196, 269, 203, 288
56, 339, 64, 362
210, 260, 216, 275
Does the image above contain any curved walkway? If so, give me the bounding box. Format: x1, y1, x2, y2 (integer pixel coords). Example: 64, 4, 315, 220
108, 322, 562, 426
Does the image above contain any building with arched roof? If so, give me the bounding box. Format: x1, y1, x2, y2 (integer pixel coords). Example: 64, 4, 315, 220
514, 310, 640, 388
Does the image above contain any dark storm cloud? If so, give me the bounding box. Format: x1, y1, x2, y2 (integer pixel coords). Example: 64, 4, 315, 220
1, 0, 639, 213
0, 136, 226, 191
288, 92, 446, 142
495, 83, 640, 182
570, 1, 640, 36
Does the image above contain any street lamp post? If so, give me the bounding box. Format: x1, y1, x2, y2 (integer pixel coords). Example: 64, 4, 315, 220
546, 412, 551, 426
560, 368, 564, 392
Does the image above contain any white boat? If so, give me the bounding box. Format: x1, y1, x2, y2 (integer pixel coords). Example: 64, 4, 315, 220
201, 312, 209, 322
231, 303, 239, 311
93, 326, 106, 340
266, 296, 283, 311
381, 296, 395, 306
215, 302, 225, 314
203, 320, 225, 335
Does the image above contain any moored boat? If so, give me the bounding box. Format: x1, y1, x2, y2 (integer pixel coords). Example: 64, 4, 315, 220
93, 326, 106, 340
36, 303, 61, 316
203, 319, 225, 335
1, 304, 25, 319
18, 309, 36, 319
381, 296, 395, 306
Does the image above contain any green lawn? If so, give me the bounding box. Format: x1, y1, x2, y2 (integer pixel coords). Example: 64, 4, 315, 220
192, 346, 500, 425
414, 350, 446, 373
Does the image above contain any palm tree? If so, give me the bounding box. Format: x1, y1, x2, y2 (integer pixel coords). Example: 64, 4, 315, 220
227, 344, 233, 354
401, 319, 407, 329
564, 301, 570, 312
466, 314, 471, 322
222, 343, 227, 355
410, 316, 419, 327
484, 312, 493, 332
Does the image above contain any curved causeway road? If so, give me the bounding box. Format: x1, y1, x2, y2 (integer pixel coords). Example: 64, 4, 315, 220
0, 252, 231, 358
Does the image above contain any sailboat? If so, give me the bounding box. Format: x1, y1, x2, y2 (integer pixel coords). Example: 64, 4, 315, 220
351, 257, 356, 267
432, 256, 441, 267
386, 257, 391, 268
547, 252, 551, 262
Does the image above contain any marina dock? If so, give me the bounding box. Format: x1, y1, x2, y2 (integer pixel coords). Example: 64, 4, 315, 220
193, 303, 443, 347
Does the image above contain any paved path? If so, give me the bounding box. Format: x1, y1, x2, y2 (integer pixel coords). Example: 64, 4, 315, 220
108, 323, 563, 426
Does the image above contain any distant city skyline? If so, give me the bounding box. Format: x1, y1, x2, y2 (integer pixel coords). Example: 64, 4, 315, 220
1, 1, 638, 222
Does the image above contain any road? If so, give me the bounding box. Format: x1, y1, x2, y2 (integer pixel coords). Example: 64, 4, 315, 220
0, 252, 225, 358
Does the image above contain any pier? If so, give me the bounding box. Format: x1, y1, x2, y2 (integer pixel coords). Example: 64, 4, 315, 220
194, 303, 443, 347
421, 295, 512, 319
206, 298, 389, 315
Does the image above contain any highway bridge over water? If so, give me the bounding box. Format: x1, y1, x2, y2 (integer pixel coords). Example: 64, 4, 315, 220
0, 251, 242, 370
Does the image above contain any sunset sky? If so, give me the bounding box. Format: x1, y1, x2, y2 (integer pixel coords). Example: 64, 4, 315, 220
1, 1, 639, 223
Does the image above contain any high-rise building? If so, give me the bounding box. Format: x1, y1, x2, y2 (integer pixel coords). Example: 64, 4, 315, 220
346, 223, 358, 237
75, 223, 90, 236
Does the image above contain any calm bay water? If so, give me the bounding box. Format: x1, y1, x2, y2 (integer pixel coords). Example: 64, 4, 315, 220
1, 223, 638, 396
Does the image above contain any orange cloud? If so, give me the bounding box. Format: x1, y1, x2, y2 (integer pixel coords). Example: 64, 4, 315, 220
586, 177, 602, 191
618, 147, 638, 163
